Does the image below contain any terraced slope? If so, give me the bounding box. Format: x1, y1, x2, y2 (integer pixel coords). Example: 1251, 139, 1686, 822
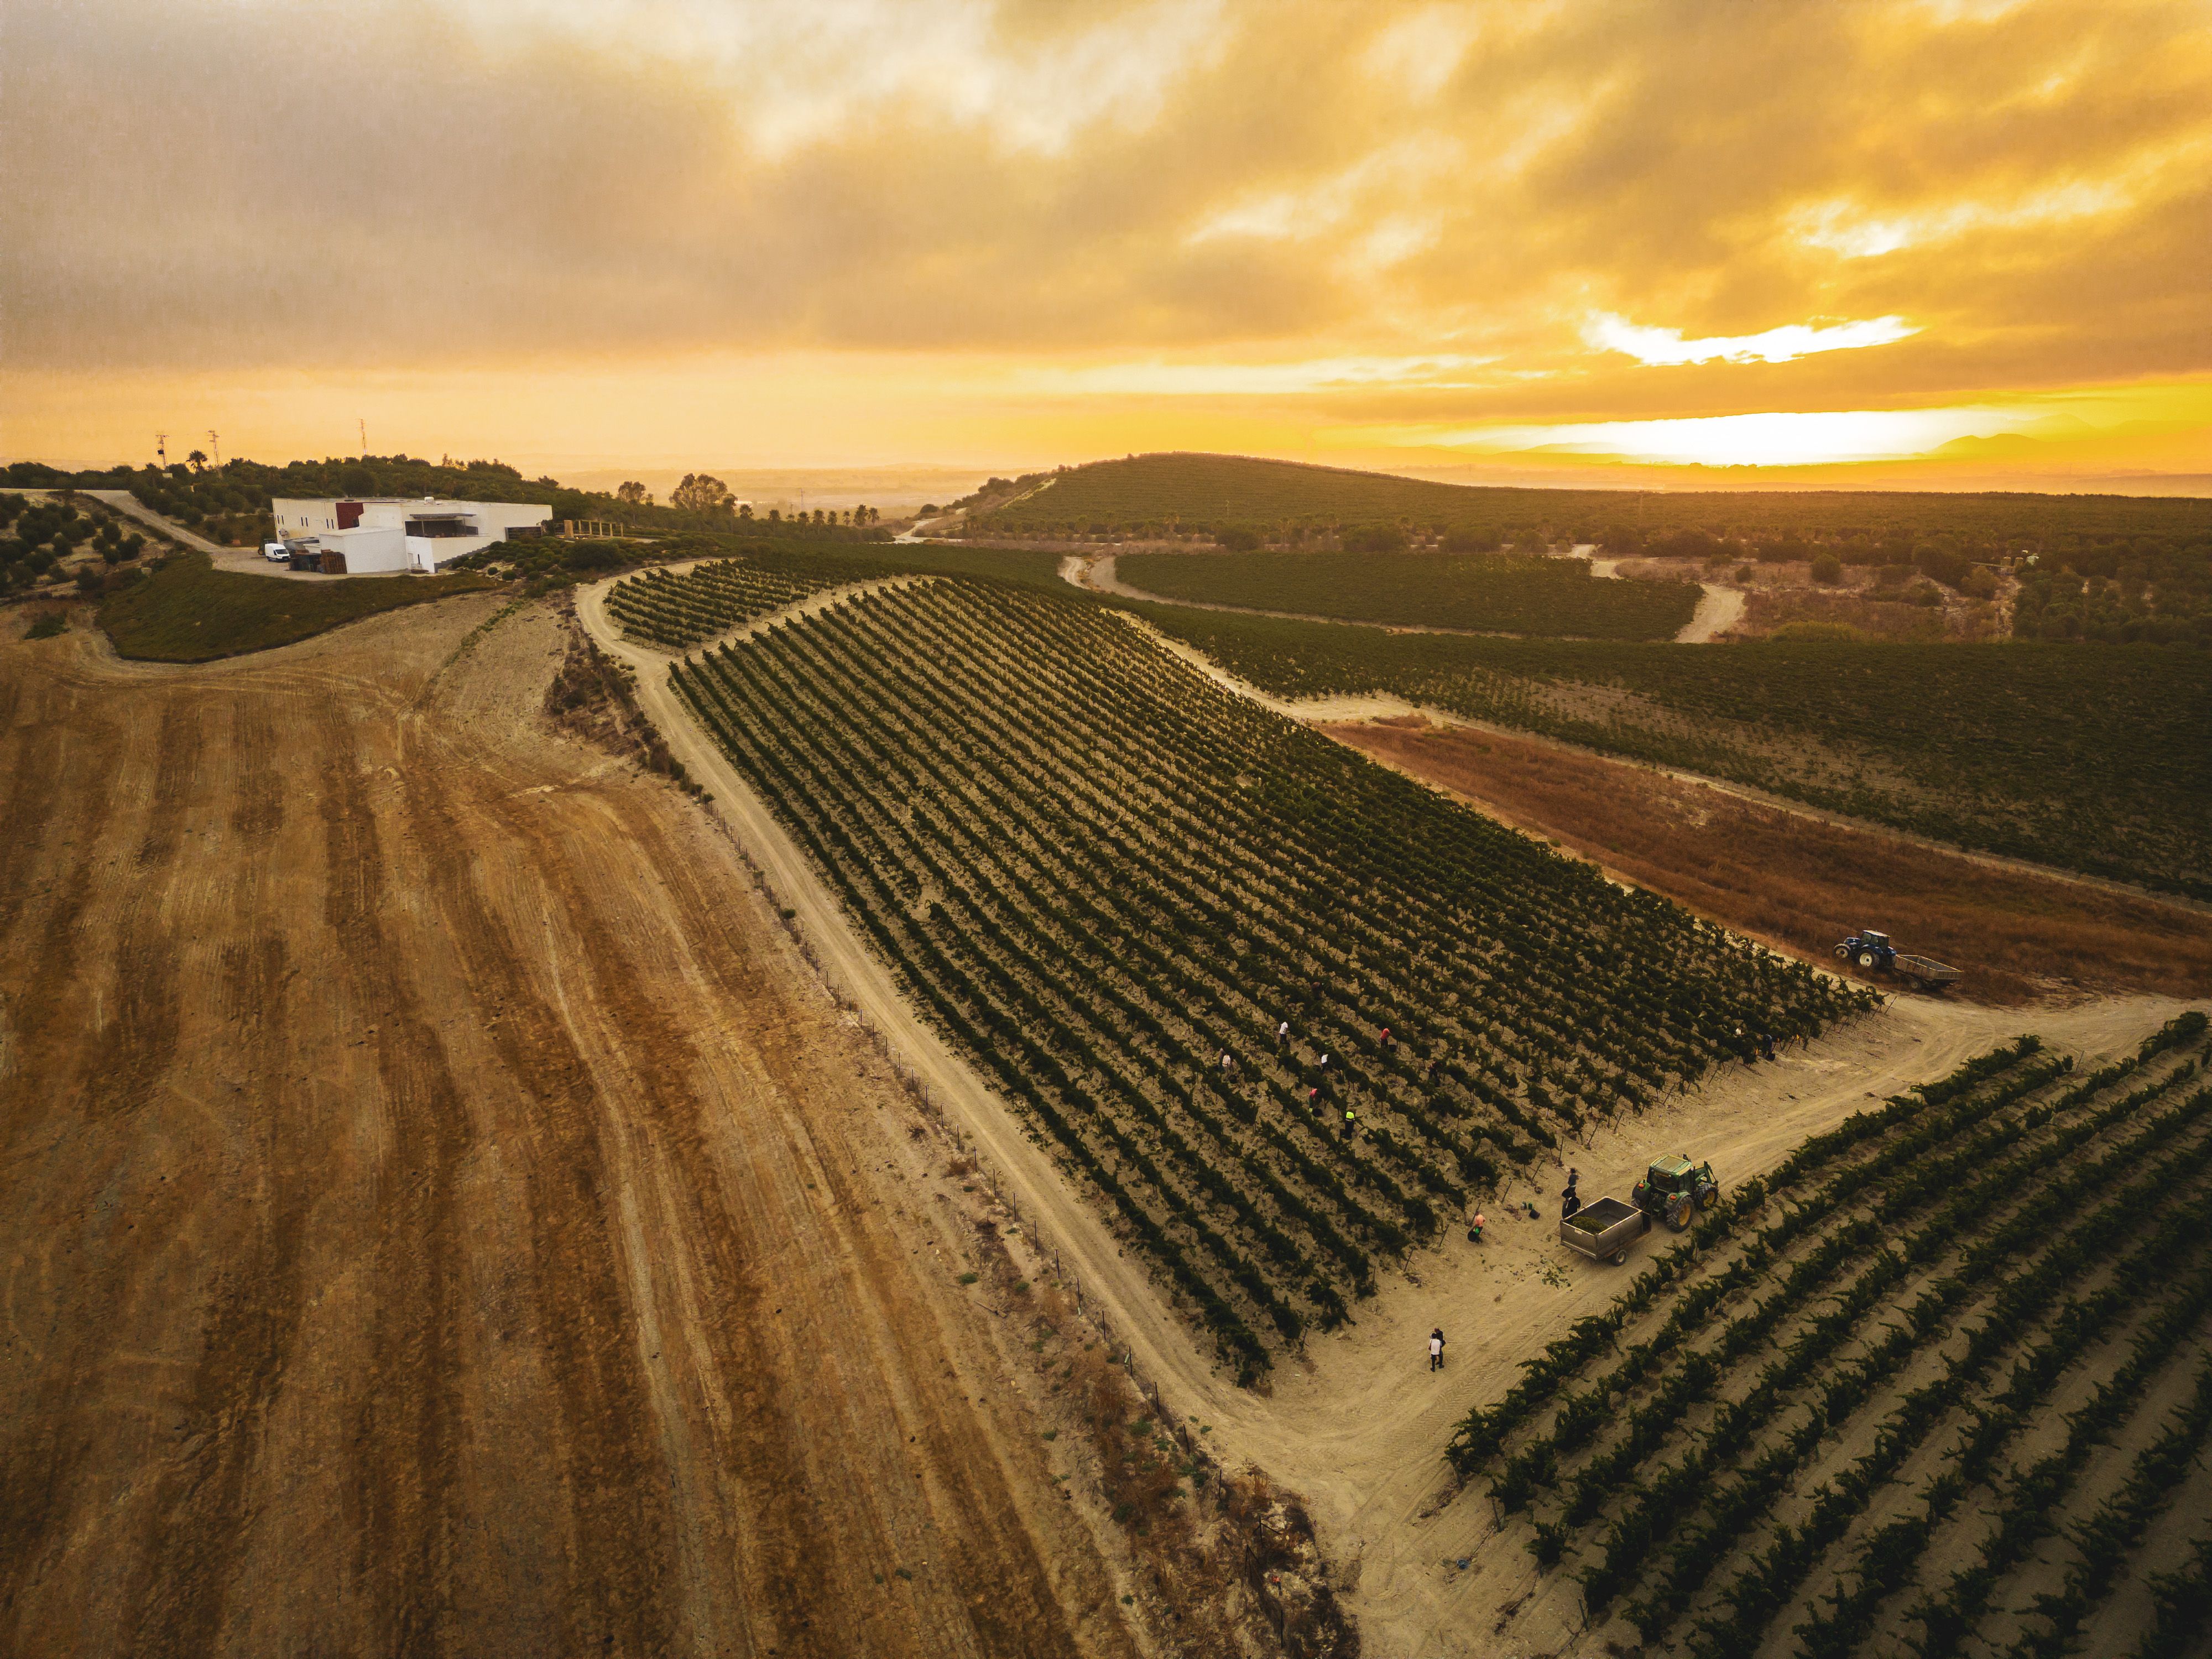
1453, 1015, 2212, 1659
669, 581, 1870, 1375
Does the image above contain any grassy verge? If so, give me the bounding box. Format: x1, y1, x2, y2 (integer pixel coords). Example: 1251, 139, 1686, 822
98, 551, 502, 662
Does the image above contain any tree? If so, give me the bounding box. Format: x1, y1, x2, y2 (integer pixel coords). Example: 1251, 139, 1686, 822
671, 473, 733, 513
615, 480, 649, 506
185, 450, 207, 472
341, 464, 374, 494
1344, 524, 1407, 554
1810, 553, 1843, 585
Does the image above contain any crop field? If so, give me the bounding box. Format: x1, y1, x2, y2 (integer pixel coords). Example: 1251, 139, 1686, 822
602, 555, 854, 647
1452, 1013, 2212, 1658
603, 542, 1079, 649
1128, 602, 2212, 901
1114, 550, 1699, 640
976, 453, 2212, 545
667, 580, 1870, 1375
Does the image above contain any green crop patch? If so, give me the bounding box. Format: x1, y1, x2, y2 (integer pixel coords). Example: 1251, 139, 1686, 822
1117, 550, 1699, 640
605, 555, 854, 649
669, 580, 1867, 1378
604, 542, 1077, 650
1125, 602, 2212, 900
1447, 1012, 2212, 1659
97, 550, 500, 662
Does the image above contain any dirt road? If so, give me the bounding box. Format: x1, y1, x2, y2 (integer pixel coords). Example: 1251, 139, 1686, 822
580, 576, 2205, 1656
0, 601, 1139, 1659
1676, 580, 1746, 641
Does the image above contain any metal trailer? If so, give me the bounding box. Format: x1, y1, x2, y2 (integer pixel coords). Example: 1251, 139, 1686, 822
1834, 929, 1962, 992
1560, 1196, 1650, 1266
1891, 953, 1964, 989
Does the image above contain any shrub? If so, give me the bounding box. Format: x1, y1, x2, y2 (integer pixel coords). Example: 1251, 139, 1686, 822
1343, 524, 1408, 553
1810, 553, 1844, 585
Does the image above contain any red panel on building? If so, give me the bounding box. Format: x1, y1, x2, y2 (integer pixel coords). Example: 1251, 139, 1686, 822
336, 500, 363, 529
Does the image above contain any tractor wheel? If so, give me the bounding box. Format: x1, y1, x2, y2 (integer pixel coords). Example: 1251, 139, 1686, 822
1666, 1198, 1695, 1232
1857, 950, 1879, 968
1834, 945, 1851, 960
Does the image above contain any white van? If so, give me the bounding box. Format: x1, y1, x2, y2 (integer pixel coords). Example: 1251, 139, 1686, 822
263, 541, 291, 563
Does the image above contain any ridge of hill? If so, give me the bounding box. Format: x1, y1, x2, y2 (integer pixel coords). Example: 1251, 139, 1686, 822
973, 452, 2212, 544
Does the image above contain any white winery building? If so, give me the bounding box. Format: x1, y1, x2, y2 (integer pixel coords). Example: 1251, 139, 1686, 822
270, 496, 551, 573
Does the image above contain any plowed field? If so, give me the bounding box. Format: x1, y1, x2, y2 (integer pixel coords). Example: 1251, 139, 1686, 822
0, 601, 1137, 1659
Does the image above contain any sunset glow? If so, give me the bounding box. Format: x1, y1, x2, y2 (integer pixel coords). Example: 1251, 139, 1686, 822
4, 0, 2208, 488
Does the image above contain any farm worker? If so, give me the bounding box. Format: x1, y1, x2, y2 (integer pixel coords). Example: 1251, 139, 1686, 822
1759, 1030, 1777, 1063
1379, 1026, 1392, 1048
1277, 1019, 1290, 1047
1467, 1213, 1486, 1244
1220, 1049, 1235, 1075
1428, 1328, 1447, 1371
1561, 1168, 1581, 1220
1343, 1107, 1359, 1134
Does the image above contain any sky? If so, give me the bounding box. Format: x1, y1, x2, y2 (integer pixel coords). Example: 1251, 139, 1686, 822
5, 0, 2210, 489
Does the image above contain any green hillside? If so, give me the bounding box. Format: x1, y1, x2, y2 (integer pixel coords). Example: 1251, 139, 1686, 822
978, 452, 2212, 547
99, 550, 498, 661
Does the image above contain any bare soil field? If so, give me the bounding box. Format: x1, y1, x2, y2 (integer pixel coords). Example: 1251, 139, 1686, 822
1326, 717, 2212, 1006
0, 598, 1145, 1658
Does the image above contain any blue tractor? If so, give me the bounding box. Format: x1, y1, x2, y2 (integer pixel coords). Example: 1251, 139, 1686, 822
1834, 928, 1963, 990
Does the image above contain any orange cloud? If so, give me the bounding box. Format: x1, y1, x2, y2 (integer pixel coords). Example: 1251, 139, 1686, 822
5, 0, 2208, 478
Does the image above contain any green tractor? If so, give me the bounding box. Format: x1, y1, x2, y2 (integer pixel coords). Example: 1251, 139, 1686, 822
1634, 1153, 1719, 1232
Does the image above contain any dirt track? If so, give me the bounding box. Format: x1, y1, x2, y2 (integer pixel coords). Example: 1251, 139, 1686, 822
580, 576, 2205, 1656
0, 601, 1139, 1658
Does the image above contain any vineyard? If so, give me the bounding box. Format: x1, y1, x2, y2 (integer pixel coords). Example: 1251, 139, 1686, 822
666, 580, 1870, 1375
1127, 602, 2212, 901
603, 555, 858, 648
1114, 550, 1699, 641
1452, 1013, 2212, 1658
